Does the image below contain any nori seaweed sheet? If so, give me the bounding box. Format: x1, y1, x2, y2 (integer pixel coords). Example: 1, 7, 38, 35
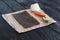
13, 11, 40, 28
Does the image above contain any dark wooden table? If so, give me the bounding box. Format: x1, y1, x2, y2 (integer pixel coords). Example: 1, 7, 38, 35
0, 0, 60, 40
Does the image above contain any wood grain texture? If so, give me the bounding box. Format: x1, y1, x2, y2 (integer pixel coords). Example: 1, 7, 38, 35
2, 0, 25, 11
0, 0, 60, 40
0, 1, 13, 14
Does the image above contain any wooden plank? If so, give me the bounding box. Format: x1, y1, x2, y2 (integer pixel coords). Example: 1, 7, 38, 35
2, 0, 25, 11
15, 0, 30, 8
15, 0, 38, 9
38, 0, 60, 12
51, 0, 60, 4
0, 1, 13, 14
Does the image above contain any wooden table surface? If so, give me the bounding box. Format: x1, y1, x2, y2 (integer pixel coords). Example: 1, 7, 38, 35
0, 0, 60, 40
